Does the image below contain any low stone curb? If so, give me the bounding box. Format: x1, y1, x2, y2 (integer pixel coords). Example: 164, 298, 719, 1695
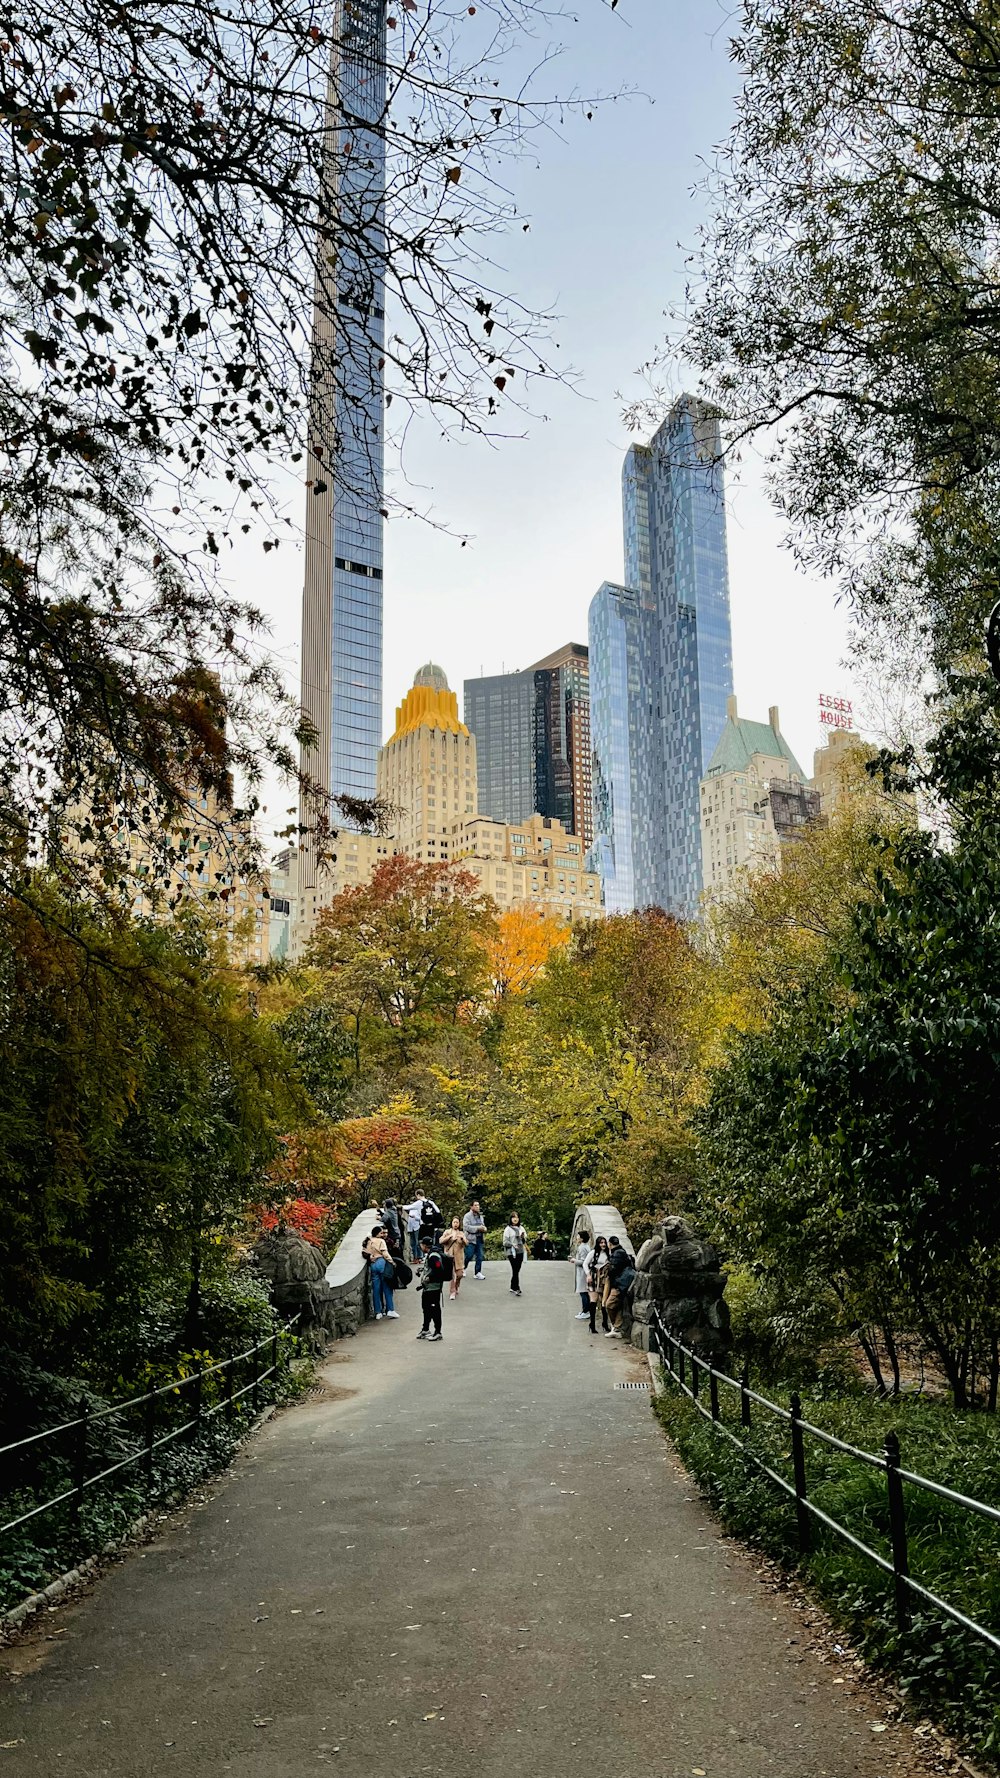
0, 1404, 278, 1641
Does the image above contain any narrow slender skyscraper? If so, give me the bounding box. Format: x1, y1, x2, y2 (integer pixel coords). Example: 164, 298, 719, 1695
299, 0, 387, 870
590, 395, 734, 917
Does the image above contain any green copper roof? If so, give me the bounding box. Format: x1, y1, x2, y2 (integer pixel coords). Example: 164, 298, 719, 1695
705, 713, 804, 779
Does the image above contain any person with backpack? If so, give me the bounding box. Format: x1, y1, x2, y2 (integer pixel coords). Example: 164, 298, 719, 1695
441, 1216, 466, 1301
416, 1235, 445, 1340
603, 1235, 636, 1339
502, 1212, 528, 1296
362, 1226, 400, 1322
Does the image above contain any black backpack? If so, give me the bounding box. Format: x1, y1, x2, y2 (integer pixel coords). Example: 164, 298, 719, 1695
419, 1199, 438, 1231
423, 1250, 445, 1287
439, 1250, 454, 1281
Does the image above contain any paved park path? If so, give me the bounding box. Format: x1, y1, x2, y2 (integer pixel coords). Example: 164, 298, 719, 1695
0, 1262, 939, 1777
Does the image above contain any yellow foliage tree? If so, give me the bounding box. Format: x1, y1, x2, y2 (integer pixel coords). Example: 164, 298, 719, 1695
485, 905, 570, 999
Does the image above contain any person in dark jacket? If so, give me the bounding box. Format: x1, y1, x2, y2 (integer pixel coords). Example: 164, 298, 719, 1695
531, 1231, 556, 1260
416, 1235, 445, 1341
603, 1235, 636, 1339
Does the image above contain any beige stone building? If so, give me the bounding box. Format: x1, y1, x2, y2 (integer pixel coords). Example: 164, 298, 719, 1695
289, 663, 602, 956
700, 697, 820, 900
452, 811, 601, 921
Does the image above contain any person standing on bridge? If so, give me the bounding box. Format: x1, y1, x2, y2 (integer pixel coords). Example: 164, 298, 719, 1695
441, 1216, 467, 1301
462, 1200, 487, 1279
503, 1211, 528, 1296
404, 1197, 423, 1262
416, 1235, 445, 1340
587, 1235, 611, 1335
363, 1226, 400, 1322
574, 1228, 593, 1319
603, 1235, 636, 1339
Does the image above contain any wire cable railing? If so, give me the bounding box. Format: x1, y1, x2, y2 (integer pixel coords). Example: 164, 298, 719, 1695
0, 1318, 301, 1546
652, 1312, 1000, 1658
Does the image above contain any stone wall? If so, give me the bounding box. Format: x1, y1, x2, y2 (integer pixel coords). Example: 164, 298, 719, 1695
252, 1212, 373, 1352
323, 1210, 375, 1339
571, 1205, 730, 1359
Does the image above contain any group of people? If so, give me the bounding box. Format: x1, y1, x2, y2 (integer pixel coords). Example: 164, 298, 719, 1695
572, 1229, 637, 1337
360, 1198, 561, 1339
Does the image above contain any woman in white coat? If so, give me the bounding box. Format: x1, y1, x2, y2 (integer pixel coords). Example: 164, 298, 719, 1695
573, 1230, 593, 1319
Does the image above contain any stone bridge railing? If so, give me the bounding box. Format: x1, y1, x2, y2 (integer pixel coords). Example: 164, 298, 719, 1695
570, 1204, 731, 1359
324, 1210, 374, 1337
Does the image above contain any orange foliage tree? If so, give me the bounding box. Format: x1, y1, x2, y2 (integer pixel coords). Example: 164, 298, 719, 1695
485, 905, 570, 999
309, 855, 496, 1059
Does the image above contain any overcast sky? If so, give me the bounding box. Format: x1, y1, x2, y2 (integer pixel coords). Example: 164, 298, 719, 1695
238, 0, 860, 844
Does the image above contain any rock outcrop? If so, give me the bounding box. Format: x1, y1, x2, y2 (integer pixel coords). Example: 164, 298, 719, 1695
630, 1214, 730, 1358
252, 1227, 341, 1350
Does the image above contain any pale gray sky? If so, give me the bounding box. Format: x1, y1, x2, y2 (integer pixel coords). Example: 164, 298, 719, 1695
236, 0, 860, 842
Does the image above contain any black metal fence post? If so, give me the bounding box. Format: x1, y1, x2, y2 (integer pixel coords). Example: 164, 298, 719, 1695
740, 1361, 751, 1430
709, 1365, 720, 1423
71, 1400, 89, 1523
678, 1342, 686, 1391
225, 1360, 235, 1424
143, 1392, 156, 1484
691, 1349, 700, 1402
192, 1366, 203, 1437
789, 1392, 811, 1553
884, 1431, 912, 1633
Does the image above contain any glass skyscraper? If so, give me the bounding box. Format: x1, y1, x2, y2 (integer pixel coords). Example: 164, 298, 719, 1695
590, 395, 734, 916
464, 643, 593, 846
588, 585, 641, 914
299, 0, 387, 861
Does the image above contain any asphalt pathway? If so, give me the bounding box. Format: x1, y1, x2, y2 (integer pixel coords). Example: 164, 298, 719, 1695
0, 1261, 934, 1777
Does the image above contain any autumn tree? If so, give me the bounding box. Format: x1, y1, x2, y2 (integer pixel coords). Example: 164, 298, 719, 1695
308, 856, 496, 1062
485, 906, 569, 1000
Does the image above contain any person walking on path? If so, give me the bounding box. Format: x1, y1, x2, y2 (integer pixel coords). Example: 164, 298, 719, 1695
587, 1236, 611, 1335
362, 1226, 400, 1321
462, 1201, 487, 1278
441, 1216, 467, 1301
404, 1197, 423, 1261
573, 1229, 593, 1319
603, 1235, 636, 1339
503, 1212, 528, 1296
416, 1235, 445, 1340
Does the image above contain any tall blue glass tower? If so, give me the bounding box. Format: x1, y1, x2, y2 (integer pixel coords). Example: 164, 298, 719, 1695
590, 396, 734, 917
300, 0, 386, 863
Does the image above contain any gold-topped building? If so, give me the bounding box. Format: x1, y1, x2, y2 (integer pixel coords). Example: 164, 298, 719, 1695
290, 664, 603, 955
378, 663, 476, 859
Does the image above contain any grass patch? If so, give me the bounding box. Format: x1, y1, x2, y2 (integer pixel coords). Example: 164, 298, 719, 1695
654, 1377, 1000, 1762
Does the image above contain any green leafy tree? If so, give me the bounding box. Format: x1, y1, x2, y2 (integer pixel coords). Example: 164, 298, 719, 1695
701, 825, 1000, 1408
0, 882, 301, 1371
